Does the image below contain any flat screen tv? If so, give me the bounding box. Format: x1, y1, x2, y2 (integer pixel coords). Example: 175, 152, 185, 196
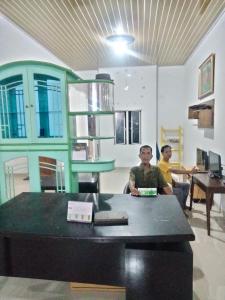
208, 151, 223, 178
196, 148, 208, 171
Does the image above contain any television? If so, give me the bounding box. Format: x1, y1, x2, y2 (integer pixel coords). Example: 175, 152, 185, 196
196, 148, 208, 171
208, 151, 223, 178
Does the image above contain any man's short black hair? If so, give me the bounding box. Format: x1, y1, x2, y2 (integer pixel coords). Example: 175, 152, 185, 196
139, 145, 152, 154
161, 145, 171, 153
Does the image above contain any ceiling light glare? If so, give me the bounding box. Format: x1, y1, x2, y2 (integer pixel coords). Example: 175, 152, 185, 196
112, 40, 127, 55
106, 34, 135, 55
115, 25, 124, 34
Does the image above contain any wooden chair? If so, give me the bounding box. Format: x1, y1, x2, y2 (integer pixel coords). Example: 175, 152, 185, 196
123, 182, 130, 194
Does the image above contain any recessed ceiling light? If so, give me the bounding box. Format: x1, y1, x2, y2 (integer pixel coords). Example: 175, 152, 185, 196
106, 34, 135, 44
106, 34, 135, 55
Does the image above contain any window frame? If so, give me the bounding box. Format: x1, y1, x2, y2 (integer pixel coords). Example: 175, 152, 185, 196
114, 110, 141, 145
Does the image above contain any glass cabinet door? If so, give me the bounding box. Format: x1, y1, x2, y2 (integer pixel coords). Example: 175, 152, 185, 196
0, 67, 67, 143
0, 74, 27, 140
33, 73, 63, 139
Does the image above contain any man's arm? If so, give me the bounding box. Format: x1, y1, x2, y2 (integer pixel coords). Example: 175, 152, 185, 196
129, 169, 139, 196
163, 186, 173, 194
169, 166, 198, 175
157, 167, 173, 194
129, 180, 139, 195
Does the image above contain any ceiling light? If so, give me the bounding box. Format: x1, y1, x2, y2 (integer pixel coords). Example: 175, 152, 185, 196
115, 25, 124, 34
106, 34, 135, 55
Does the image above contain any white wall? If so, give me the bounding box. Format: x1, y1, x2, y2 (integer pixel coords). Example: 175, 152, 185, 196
0, 14, 68, 67
185, 14, 225, 164
158, 66, 185, 130
184, 11, 225, 210
158, 66, 186, 164
185, 11, 225, 164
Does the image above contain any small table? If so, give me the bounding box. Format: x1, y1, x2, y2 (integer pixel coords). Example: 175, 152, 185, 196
190, 173, 225, 235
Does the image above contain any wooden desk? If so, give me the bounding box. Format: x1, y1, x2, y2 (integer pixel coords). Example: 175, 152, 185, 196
190, 173, 225, 235
0, 192, 195, 300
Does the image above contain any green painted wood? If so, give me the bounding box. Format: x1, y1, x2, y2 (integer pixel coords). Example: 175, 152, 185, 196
71, 172, 79, 193
0, 64, 69, 144
0, 61, 115, 202
71, 160, 115, 172
27, 66, 68, 143
0, 61, 79, 80
0, 151, 70, 202
0, 145, 69, 151
0, 141, 68, 148
28, 153, 41, 192
0, 66, 31, 143
0, 61, 76, 201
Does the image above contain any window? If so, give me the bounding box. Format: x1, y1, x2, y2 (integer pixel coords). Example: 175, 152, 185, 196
0, 75, 26, 139
115, 110, 141, 144
34, 74, 62, 138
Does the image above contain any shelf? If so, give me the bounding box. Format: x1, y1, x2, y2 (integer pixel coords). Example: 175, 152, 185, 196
69, 79, 114, 84
71, 159, 115, 172
69, 111, 114, 116
71, 136, 115, 140
161, 138, 179, 143
188, 99, 214, 128
68, 80, 115, 174
160, 126, 183, 167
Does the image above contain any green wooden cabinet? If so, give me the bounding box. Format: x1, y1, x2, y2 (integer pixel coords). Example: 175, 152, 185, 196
0, 61, 79, 203
0, 63, 71, 143
0, 62, 116, 200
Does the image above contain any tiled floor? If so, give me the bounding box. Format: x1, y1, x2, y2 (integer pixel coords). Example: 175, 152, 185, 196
0, 168, 225, 300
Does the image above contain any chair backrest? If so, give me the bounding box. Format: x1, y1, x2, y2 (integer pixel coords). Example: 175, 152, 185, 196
123, 182, 130, 194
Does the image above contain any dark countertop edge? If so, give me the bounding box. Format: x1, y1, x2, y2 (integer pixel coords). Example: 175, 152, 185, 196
0, 232, 195, 243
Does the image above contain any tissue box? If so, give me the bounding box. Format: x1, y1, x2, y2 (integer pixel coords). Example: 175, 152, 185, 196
138, 188, 157, 196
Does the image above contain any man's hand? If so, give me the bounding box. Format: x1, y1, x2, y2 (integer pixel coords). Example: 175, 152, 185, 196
163, 186, 173, 195
130, 187, 140, 196
190, 166, 198, 174
129, 179, 140, 196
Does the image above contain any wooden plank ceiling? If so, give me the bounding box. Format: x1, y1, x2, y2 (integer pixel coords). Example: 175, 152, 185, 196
0, 0, 225, 70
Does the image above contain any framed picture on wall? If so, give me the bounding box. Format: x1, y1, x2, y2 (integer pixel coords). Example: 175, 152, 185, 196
198, 54, 215, 99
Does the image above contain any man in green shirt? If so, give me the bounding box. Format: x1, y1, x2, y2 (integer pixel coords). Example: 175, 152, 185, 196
129, 145, 172, 196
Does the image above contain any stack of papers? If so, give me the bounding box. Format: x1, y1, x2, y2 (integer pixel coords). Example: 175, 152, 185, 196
94, 211, 128, 225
